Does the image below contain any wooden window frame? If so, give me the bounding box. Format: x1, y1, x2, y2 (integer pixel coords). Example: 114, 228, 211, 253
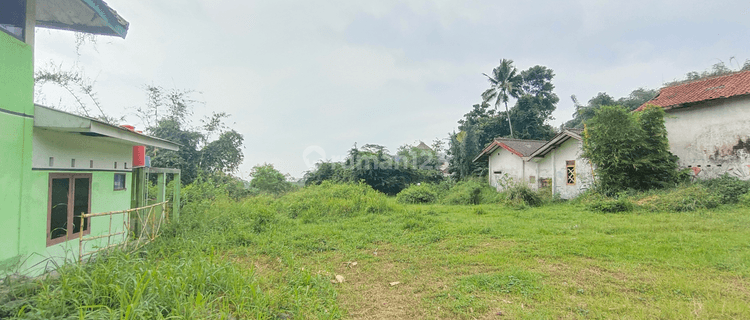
114, 173, 127, 191
566, 160, 576, 185
47, 173, 92, 246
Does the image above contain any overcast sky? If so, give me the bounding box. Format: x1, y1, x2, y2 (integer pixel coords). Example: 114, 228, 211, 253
34, 0, 750, 178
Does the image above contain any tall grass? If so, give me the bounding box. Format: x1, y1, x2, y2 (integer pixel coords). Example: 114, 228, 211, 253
4, 179, 750, 319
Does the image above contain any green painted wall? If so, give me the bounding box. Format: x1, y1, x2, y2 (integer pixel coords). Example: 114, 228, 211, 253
0, 29, 34, 271
20, 171, 132, 275
0, 31, 33, 115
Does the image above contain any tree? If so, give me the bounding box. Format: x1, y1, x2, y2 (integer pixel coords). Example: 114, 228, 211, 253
304, 162, 350, 186
138, 86, 244, 184
200, 130, 244, 173
303, 142, 444, 194
482, 59, 523, 138
249, 164, 294, 195
511, 65, 558, 140
34, 62, 124, 124
617, 88, 659, 111
582, 105, 679, 193
449, 63, 559, 180
447, 127, 483, 180
564, 89, 658, 129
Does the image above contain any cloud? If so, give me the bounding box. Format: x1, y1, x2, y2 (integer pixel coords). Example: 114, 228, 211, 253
31, 0, 750, 178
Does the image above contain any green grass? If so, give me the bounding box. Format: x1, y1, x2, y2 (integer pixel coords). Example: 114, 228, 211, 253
3, 182, 750, 319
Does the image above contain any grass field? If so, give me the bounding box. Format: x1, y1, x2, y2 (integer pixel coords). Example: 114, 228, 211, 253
3, 183, 750, 319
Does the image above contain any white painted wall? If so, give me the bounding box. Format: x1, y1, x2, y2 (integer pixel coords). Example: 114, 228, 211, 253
665, 96, 750, 180
32, 129, 133, 171
531, 138, 593, 199
487, 148, 536, 190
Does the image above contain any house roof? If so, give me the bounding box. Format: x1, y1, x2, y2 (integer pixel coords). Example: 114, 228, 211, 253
36, 0, 129, 38
472, 138, 547, 162
33, 105, 180, 151
527, 128, 583, 159
415, 141, 432, 151
635, 70, 750, 112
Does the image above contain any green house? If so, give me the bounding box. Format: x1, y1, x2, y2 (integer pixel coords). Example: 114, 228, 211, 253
1, 0, 179, 277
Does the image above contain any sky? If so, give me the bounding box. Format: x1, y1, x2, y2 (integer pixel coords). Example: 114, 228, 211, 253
33, 0, 750, 179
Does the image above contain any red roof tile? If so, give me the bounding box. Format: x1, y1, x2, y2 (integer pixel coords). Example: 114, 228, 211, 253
635, 70, 750, 112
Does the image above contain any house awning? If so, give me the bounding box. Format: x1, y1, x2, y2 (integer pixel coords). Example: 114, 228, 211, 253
36, 0, 129, 38
33, 105, 180, 151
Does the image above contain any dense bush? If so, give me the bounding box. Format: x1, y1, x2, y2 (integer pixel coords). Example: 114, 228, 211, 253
587, 197, 634, 213
304, 144, 444, 195
583, 105, 680, 193
699, 174, 750, 204
636, 185, 720, 212
397, 184, 439, 204
276, 181, 394, 222
249, 163, 296, 196
506, 185, 543, 207
442, 180, 503, 205
740, 191, 750, 207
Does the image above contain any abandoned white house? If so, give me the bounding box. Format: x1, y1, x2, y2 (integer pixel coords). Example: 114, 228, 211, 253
473, 129, 593, 199
636, 69, 750, 180
472, 129, 593, 199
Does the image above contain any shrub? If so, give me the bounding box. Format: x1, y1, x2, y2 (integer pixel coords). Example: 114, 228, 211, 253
699, 174, 750, 204
443, 180, 483, 205
249, 163, 296, 196
397, 184, 438, 204
638, 184, 720, 212
740, 191, 750, 206
583, 105, 680, 193
506, 185, 543, 207
276, 181, 394, 222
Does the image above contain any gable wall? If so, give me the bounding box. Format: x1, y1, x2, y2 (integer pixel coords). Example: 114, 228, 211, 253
532, 138, 593, 199
488, 148, 536, 190
665, 96, 750, 179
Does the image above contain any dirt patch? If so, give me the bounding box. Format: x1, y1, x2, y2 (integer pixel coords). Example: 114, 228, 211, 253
335, 261, 423, 319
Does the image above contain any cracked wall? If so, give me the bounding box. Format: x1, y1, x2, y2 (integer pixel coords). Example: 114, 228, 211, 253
665, 96, 750, 180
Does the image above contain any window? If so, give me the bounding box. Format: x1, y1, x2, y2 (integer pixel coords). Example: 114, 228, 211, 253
114, 173, 126, 191
566, 160, 576, 185
540, 178, 551, 188
0, 0, 26, 41
48, 173, 91, 246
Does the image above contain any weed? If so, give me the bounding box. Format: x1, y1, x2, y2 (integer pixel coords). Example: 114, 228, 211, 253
699, 174, 750, 204
638, 185, 720, 212
587, 197, 634, 213
473, 207, 487, 215
397, 184, 438, 204
6, 181, 750, 319
506, 185, 543, 207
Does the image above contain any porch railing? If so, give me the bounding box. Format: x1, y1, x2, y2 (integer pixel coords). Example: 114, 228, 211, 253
78, 201, 169, 263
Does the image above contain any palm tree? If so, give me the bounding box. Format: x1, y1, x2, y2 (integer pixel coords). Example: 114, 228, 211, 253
482, 59, 523, 138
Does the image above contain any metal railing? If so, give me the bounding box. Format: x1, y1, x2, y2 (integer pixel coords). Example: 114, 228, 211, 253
78, 201, 169, 263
